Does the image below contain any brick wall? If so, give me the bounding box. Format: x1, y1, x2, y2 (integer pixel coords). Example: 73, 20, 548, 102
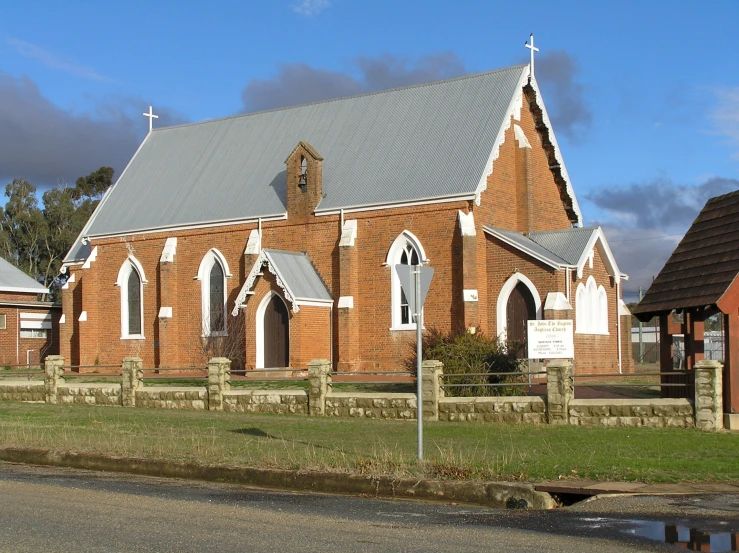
62, 83, 622, 374
0, 296, 60, 366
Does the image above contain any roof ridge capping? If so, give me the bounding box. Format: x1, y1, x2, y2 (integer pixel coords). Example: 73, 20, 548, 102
151, 64, 531, 132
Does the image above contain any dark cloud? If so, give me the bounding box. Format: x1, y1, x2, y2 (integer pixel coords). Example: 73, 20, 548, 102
597, 223, 682, 301
241, 53, 467, 112
534, 51, 592, 143
587, 177, 739, 230
589, 176, 739, 300
0, 70, 187, 190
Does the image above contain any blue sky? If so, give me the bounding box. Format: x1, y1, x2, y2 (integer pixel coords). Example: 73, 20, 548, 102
0, 0, 737, 300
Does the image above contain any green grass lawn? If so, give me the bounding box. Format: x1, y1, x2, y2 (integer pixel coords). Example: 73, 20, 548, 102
1, 402, 737, 484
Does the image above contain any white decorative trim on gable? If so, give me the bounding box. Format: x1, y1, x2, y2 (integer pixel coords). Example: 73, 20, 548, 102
233, 250, 332, 316
458, 210, 476, 236
160, 237, 177, 263
81, 246, 98, 269
472, 66, 583, 227
496, 272, 542, 342
245, 229, 261, 255
339, 220, 357, 247
544, 292, 572, 311
575, 228, 620, 282
513, 124, 531, 149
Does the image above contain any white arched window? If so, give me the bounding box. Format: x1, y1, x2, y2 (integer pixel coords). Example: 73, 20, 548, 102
386, 231, 427, 330
116, 256, 147, 339
197, 249, 231, 336
575, 276, 608, 335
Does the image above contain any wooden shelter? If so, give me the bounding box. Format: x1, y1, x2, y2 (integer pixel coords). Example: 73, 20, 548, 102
633, 190, 739, 414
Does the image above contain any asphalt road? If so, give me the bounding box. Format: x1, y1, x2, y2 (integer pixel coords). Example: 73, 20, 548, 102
1, 464, 738, 552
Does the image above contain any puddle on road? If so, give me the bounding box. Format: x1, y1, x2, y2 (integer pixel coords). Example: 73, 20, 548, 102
626, 520, 738, 551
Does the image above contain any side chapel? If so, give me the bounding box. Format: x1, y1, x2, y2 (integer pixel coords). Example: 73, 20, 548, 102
60, 60, 632, 374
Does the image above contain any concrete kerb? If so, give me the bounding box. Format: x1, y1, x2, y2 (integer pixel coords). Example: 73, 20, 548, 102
0, 447, 555, 510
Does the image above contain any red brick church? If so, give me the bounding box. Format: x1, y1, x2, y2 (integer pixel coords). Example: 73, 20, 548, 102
60, 61, 632, 373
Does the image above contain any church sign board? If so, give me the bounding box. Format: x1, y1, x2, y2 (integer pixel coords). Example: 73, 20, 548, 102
527, 320, 574, 359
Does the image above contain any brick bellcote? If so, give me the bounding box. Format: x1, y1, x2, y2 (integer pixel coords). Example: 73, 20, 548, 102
285, 141, 324, 221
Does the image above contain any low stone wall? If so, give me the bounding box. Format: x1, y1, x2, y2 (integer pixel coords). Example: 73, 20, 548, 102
569, 399, 694, 428
224, 389, 308, 414
439, 396, 546, 423
325, 392, 417, 419
0, 380, 44, 402
135, 387, 207, 410
58, 383, 121, 406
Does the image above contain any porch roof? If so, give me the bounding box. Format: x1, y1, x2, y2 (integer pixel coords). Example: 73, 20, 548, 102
233, 249, 332, 314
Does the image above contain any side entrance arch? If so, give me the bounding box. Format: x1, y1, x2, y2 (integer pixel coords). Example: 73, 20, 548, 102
256, 292, 290, 368
506, 282, 537, 352
496, 273, 542, 352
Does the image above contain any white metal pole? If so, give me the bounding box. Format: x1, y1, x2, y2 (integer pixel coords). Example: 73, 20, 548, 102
415, 265, 423, 461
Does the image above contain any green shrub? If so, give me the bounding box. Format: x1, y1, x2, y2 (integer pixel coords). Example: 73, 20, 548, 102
406, 327, 524, 397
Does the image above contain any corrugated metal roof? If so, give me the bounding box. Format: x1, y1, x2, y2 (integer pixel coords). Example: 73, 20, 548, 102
529, 227, 597, 265
633, 190, 739, 315
65, 66, 530, 261
0, 257, 48, 293
483, 226, 569, 267
264, 249, 332, 302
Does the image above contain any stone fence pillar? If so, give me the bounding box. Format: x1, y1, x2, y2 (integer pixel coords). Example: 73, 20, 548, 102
546, 359, 573, 425
308, 359, 332, 416
44, 355, 65, 404
421, 360, 443, 421
694, 359, 723, 430
121, 357, 143, 407
208, 357, 231, 411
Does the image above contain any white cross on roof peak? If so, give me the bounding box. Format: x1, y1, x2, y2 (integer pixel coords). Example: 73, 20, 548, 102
525, 34, 539, 78
143, 105, 159, 132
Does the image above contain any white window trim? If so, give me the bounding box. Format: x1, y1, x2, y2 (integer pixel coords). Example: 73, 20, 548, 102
575, 275, 609, 335
386, 231, 427, 331
255, 291, 289, 369
115, 256, 146, 340
496, 272, 542, 342
197, 249, 231, 337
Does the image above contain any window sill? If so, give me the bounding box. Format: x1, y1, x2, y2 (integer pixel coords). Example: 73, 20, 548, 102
389, 325, 425, 332
202, 332, 228, 338
575, 330, 610, 336
121, 335, 145, 340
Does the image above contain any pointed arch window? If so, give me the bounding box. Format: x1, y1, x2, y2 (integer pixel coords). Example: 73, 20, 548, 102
575, 275, 609, 335
197, 249, 232, 336
386, 231, 427, 330
116, 256, 147, 340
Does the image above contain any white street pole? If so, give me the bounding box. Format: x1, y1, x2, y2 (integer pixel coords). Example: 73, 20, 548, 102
415, 265, 423, 461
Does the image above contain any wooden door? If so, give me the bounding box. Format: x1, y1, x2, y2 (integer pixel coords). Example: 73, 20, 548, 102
506, 282, 536, 354
264, 295, 289, 368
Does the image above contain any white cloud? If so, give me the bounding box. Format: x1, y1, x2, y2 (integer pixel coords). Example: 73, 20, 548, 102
292, 0, 331, 16
712, 86, 739, 160
4, 35, 113, 82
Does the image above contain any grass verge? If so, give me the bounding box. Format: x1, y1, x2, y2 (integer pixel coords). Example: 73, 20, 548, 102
1, 402, 737, 484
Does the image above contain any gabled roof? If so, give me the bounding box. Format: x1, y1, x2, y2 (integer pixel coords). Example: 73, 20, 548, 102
0, 257, 48, 294
483, 227, 568, 269
65, 63, 583, 263
233, 249, 332, 314
483, 226, 621, 281
633, 189, 739, 316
